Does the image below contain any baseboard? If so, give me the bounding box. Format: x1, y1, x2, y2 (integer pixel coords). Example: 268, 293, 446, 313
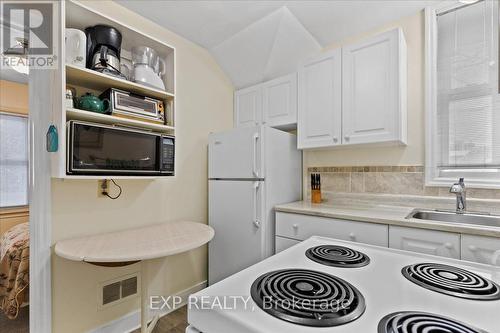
88, 281, 207, 333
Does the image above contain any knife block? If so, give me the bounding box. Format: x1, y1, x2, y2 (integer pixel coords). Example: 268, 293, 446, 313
311, 189, 322, 204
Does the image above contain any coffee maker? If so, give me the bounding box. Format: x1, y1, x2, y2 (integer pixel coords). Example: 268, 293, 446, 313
85, 25, 126, 79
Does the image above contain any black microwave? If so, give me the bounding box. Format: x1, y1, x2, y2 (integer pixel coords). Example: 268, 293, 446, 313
67, 121, 174, 176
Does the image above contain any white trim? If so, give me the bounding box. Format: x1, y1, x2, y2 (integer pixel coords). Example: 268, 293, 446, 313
88, 281, 207, 333
27, 54, 53, 333
424, 0, 500, 189
28, 1, 63, 331
28, 63, 54, 333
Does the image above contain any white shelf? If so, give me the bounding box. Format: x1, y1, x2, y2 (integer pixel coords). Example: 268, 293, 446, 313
50, 0, 176, 179
66, 65, 174, 100
66, 108, 175, 133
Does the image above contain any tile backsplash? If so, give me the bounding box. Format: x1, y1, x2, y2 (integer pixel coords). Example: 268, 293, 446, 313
307, 166, 500, 200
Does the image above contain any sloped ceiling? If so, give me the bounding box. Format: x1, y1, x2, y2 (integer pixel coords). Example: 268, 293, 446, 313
117, 0, 435, 88
210, 7, 321, 87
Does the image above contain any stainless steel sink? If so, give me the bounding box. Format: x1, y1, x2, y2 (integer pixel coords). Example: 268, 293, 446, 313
406, 209, 500, 228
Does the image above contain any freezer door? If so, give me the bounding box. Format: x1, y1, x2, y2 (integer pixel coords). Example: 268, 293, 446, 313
208, 126, 263, 179
208, 180, 265, 285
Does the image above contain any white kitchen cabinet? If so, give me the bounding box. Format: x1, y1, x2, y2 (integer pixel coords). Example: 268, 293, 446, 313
298, 49, 342, 149
234, 85, 262, 128
275, 236, 301, 253
276, 212, 388, 247
234, 73, 298, 129
389, 226, 460, 259
461, 234, 500, 265
342, 28, 407, 145
262, 73, 297, 129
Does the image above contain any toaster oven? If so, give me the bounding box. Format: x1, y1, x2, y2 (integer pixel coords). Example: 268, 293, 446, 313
100, 88, 165, 124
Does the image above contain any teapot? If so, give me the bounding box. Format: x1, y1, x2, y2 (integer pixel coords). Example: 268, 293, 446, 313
76, 92, 110, 114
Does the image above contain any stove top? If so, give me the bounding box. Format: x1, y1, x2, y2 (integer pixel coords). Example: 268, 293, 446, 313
378, 311, 488, 333
306, 245, 370, 268
187, 237, 500, 333
250, 268, 365, 327
402, 263, 500, 301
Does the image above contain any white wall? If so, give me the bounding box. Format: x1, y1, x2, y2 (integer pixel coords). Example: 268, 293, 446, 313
50, 1, 233, 332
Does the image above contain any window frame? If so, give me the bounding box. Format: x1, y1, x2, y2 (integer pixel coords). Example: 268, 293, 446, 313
425, 0, 500, 189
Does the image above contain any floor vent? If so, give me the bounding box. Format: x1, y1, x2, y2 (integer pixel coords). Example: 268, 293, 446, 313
101, 274, 139, 307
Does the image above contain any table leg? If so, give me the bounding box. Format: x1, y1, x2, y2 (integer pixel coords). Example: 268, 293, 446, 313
141, 260, 148, 333
141, 260, 159, 333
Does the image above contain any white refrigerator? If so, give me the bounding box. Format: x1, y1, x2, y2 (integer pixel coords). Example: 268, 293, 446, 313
208, 126, 302, 285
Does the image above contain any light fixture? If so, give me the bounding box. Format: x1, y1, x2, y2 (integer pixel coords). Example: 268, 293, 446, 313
1, 37, 29, 75
458, 0, 480, 4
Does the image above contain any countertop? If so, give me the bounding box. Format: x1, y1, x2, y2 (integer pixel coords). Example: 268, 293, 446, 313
55, 221, 214, 263
275, 200, 500, 238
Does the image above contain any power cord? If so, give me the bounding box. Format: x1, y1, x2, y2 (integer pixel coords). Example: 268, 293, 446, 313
104, 179, 122, 200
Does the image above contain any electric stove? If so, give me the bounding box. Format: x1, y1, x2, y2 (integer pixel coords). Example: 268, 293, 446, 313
186, 236, 500, 332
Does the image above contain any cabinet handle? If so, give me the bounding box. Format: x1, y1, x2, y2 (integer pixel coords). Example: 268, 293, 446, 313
252, 182, 260, 229
468, 245, 477, 252
344, 135, 350, 141
349, 233, 356, 240
292, 224, 299, 229
252, 133, 259, 177
444, 242, 453, 250
333, 137, 338, 143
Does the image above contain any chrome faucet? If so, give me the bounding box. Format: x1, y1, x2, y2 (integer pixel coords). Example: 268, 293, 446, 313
449, 178, 466, 213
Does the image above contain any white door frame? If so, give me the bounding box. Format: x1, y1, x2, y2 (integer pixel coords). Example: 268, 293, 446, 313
27, 1, 63, 329
28, 1, 66, 329
28, 69, 53, 332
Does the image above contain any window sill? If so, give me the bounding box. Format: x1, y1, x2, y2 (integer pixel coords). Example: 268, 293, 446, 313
0, 206, 29, 218
426, 177, 500, 190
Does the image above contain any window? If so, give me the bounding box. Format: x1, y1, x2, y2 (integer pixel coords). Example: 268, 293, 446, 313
426, 0, 500, 188
0, 113, 29, 207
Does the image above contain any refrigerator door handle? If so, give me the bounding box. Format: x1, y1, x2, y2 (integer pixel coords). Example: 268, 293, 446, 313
252, 181, 261, 228
252, 133, 259, 177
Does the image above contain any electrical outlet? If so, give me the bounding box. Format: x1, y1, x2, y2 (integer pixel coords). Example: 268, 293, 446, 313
98, 180, 109, 197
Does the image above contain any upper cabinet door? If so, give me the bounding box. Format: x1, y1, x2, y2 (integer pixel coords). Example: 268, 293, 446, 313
262, 73, 297, 128
234, 85, 262, 128
342, 28, 407, 145
298, 49, 342, 149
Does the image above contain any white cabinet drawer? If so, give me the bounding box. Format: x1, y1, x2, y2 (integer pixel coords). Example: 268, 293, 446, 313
461, 234, 500, 265
275, 236, 301, 254
276, 212, 388, 247
389, 226, 460, 259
